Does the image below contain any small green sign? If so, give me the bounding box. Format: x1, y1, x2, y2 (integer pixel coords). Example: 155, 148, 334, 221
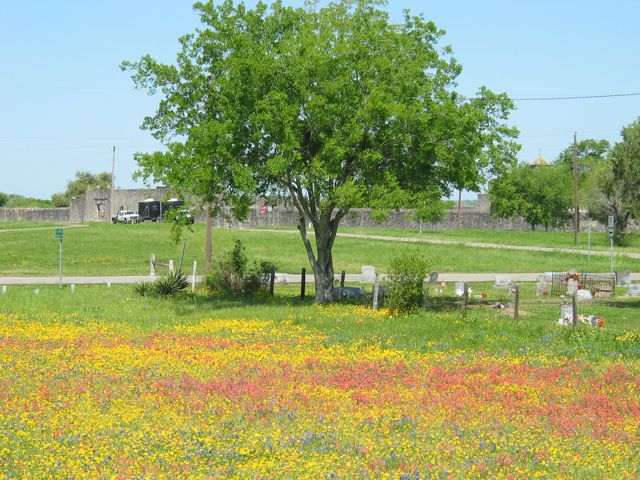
55, 228, 64, 240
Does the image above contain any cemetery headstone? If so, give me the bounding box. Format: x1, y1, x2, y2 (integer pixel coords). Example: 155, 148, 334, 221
361, 266, 376, 284
559, 304, 573, 325
576, 289, 593, 301
493, 275, 511, 289
627, 284, 640, 297
616, 271, 631, 286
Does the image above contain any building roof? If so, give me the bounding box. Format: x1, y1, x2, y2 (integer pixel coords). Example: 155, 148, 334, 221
531, 151, 549, 167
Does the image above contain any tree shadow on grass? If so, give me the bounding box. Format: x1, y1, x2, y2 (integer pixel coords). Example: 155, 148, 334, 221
166, 291, 316, 316
599, 298, 640, 308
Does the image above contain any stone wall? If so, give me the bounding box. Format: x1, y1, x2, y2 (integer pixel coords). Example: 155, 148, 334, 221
2, 187, 631, 233
69, 187, 173, 222
222, 205, 533, 231
0, 207, 70, 223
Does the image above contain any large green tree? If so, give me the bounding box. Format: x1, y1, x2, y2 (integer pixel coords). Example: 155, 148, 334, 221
586, 118, 640, 245
123, 0, 519, 303
489, 163, 572, 230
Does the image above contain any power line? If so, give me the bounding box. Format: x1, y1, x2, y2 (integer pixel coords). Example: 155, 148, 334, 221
512, 92, 640, 101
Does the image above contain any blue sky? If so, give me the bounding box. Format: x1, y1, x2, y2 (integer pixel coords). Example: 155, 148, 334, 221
1, 0, 638, 199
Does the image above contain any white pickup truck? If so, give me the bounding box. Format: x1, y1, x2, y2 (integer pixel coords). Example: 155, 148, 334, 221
111, 210, 140, 224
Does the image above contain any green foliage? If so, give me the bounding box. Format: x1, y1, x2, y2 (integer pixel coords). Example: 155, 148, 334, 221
556, 138, 610, 173
386, 251, 430, 312
0, 192, 8, 207
2, 194, 52, 208
205, 240, 275, 297
489, 163, 572, 230
51, 193, 68, 208
51, 171, 112, 207
133, 281, 155, 297
135, 270, 189, 297
582, 119, 640, 245
153, 270, 189, 296
123, 0, 519, 303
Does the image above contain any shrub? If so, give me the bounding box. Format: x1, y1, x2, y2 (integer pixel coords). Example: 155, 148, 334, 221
386, 251, 430, 312
205, 240, 275, 297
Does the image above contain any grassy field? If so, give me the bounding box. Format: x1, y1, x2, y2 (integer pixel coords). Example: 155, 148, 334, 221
0, 285, 639, 478
302, 226, 640, 252
1, 222, 639, 276
0, 221, 63, 230
256, 225, 640, 251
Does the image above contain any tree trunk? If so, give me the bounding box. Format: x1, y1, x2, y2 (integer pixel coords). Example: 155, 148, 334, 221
312, 231, 335, 304
295, 212, 341, 304
205, 206, 213, 273
614, 212, 629, 247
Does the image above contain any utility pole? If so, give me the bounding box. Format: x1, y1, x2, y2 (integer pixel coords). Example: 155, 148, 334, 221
572, 133, 578, 246
110, 146, 116, 222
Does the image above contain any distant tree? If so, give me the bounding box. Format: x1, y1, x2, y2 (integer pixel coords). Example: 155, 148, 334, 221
4, 194, 52, 208
555, 138, 610, 206
489, 163, 572, 230
586, 118, 640, 245
584, 162, 631, 246
51, 193, 68, 208
51, 171, 112, 207
0, 192, 8, 207
556, 138, 610, 175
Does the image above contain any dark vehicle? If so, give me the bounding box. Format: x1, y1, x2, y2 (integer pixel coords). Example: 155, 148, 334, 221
138, 199, 161, 222
161, 199, 184, 217
162, 198, 194, 224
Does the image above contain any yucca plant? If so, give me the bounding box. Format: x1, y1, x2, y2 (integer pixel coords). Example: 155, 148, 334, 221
152, 270, 189, 297
133, 281, 154, 297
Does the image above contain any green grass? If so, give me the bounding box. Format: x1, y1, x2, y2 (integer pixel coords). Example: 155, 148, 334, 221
1, 283, 638, 362
1, 222, 639, 276
322, 226, 640, 252
0, 222, 64, 230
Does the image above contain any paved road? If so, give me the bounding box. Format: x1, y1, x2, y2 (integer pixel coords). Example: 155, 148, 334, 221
2, 272, 639, 286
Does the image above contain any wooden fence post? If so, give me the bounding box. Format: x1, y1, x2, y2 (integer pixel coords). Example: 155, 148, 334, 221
463, 283, 469, 317
269, 266, 276, 296
339, 270, 346, 301
300, 267, 306, 300
514, 284, 520, 320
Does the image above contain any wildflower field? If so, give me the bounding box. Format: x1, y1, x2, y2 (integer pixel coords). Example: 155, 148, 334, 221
1, 291, 639, 479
